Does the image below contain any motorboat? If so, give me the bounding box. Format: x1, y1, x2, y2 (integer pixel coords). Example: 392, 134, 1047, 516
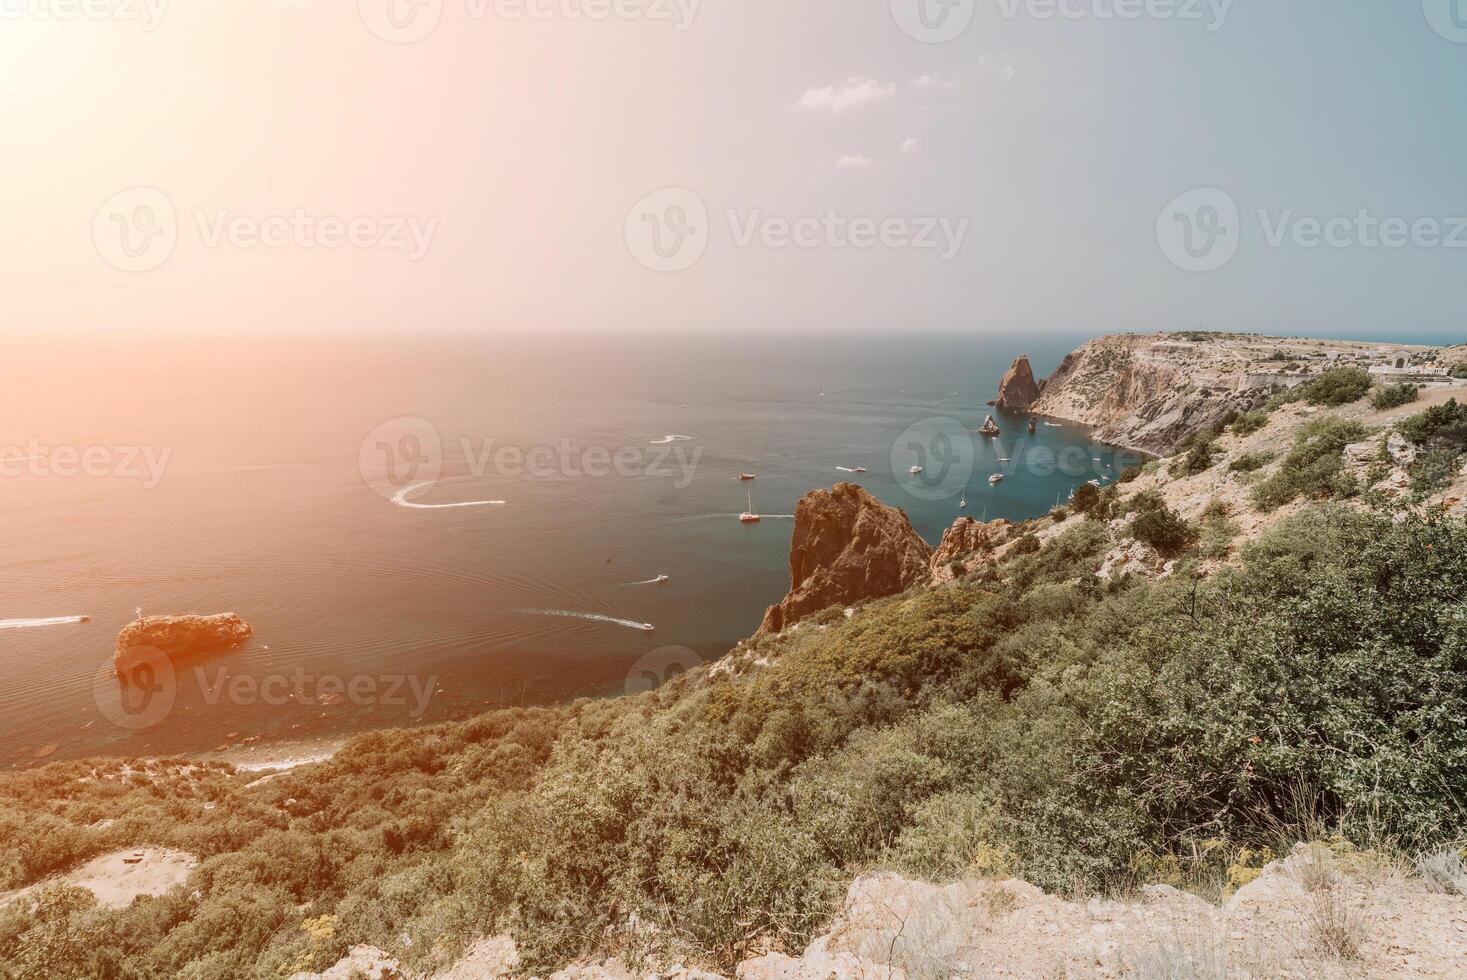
1028, 418, 1037, 433
640, 623, 655, 632
959, 495, 967, 509
910, 465, 924, 475
738, 473, 757, 481
989, 473, 1004, 485
978, 415, 1001, 437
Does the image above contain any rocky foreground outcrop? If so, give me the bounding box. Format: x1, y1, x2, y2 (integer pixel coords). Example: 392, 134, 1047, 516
757, 484, 932, 636
300, 844, 1467, 979
994, 355, 1042, 412
929, 517, 1017, 584
114, 613, 252, 674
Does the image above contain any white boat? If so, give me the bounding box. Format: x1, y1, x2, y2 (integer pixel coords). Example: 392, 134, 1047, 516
1088, 479, 1103, 488
739, 473, 756, 481
910, 465, 924, 475
959, 495, 967, 509
739, 489, 761, 523
989, 474, 1004, 485
640, 623, 655, 632
979, 415, 1001, 437
853, 466, 867, 473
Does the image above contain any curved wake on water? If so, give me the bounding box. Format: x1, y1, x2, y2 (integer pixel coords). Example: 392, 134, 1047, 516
621, 575, 670, 586
669, 513, 796, 522
391, 481, 506, 510
516, 609, 652, 631
649, 434, 692, 445
0, 616, 89, 631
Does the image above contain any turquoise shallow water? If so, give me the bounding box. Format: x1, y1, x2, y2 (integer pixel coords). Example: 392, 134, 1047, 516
0, 332, 1134, 765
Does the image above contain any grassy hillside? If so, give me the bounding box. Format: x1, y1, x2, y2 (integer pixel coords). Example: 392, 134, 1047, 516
3, 494, 1465, 978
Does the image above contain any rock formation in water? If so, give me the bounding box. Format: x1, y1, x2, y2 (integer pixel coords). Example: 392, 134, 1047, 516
930, 517, 1018, 584
114, 613, 253, 674
757, 484, 932, 636
994, 355, 1042, 412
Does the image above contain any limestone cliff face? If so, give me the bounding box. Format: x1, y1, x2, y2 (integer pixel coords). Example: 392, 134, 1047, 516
994, 356, 1042, 412
930, 517, 1017, 584
114, 613, 253, 674
1032, 335, 1267, 455
758, 484, 932, 636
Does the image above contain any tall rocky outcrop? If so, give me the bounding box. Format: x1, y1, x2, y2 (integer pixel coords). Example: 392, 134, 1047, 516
929, 517, 1018, 584
757, 484, 932, 636
114, 613, 253, 675
994, 355, 1042, 411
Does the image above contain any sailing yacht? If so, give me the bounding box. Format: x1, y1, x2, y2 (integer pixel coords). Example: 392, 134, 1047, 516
739, 489, 761, 523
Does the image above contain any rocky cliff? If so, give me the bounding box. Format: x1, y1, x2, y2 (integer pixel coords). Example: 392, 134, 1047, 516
929, 517, 1017, 584
757, 484, 932, 636
993, 355, 1042, 411
114, 613, 253, 674
1032, 334, 1273, 455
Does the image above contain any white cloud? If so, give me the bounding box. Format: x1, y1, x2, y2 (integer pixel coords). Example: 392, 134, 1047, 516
899, 138, 921, 156
836, 154, 875, 169
797, 77, 896, 113
911, 74, 958, 92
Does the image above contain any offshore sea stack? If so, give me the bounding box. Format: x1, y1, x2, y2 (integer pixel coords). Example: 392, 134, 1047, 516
757, 484, 932, 636
114, 613, 253, 675
994, 355, 1043, 411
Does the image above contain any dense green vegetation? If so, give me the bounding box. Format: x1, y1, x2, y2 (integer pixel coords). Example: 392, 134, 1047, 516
1372, 383, 1420, 411
1251, 417, 1367, 511
3, 504, 1466, 979
1301, 368, 1373, 407
1399, 399, 1467, 496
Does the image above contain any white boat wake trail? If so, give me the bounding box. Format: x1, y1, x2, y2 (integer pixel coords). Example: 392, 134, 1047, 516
623, 575, 670, 586
517, 609, 650, 631
649, 434, 692, 445
391, 482, 506, 510
0, 616, 88, 631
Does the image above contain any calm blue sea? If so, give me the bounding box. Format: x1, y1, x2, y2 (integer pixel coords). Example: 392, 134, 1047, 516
0, 331, 1134, 764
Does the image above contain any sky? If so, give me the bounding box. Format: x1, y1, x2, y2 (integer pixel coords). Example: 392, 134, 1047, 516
2, 0, 1465, 340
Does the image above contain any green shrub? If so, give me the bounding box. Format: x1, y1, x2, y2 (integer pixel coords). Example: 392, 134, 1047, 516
1251, 417, 1368, 512
1231, 409, 1269, 436
1300, 368, 1372, 407
1371, 384, 1419, 411
1071, 482, 1102, 514
1451, 364, 1467, 380
1117, 465, 1143, 484
1170, 440, 1217, 478
1128, 502, 1196, 555
1228, 451, 1275, 474
1398, 398, 1467, 447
